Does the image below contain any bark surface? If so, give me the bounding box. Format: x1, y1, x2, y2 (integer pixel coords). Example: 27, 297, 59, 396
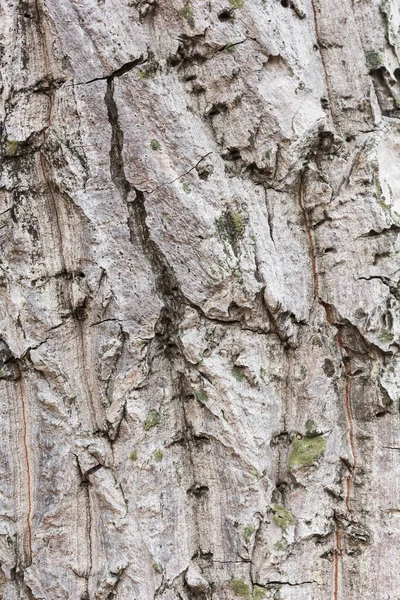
0, 0, 400, 598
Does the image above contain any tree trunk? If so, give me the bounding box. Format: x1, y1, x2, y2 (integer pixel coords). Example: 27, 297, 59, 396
1, 0, 399, 598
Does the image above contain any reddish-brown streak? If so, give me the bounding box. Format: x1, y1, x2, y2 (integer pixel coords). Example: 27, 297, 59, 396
342, 358, 356, 511
17, 367, 33, 563
298, 181, 356, 599
323, 303, 357, 510
333, 521, 340, 600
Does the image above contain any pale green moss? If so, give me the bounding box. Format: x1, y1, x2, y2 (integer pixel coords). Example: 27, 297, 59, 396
379, 199, 391, 211
6, 140, 19, 157
181, 181, 192, 194
365, 50, 384, 70
231, 212, 246, 233
153, 562, 164, 574
143, 410, 161, 431
271, 504, 295, 529
253, 585, 267, 600
129, 449, 138, 461
150, 139, 160, 151
273, 537, 289, 552
305, 419, 318, 436
153, 449, 163, 462
380, 329, 394, 343
244, 524, 255, 544
195, 389, 208, 404
288, 434, 326, 469
231, 579, 251, 599
180, 3, 195, 28
232, 366, 245, 381
215, 209, 248, 253
229, 0, 244, 7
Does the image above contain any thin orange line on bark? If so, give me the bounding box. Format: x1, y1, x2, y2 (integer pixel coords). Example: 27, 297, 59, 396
342, 358, 356, 511
333, 521, 340, 600
320, 302, 356, 511
17, 369, 32, 563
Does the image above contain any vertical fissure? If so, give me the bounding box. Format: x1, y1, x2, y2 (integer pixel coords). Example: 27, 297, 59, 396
104, 78, 131, 203
333, 518, 340, 600
39, 151, 67, 271
17, 368, 33, 566
297, 176, 356, 600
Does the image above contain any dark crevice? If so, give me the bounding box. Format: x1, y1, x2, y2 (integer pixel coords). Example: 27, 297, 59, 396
360, 223, 400, 238
104, 80, 131, 202
77, 55, 146, 86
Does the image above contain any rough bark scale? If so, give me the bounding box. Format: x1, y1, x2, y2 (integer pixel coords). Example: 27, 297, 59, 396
0, 0, 400, 598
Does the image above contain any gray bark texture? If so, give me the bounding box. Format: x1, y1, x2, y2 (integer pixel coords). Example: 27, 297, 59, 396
0, 0, 400, 598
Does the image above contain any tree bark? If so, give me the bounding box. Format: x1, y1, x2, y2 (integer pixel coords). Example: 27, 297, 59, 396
1, 0, 400, 598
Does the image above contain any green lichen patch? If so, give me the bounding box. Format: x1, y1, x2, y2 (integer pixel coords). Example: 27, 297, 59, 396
271, 504, 295, 529
153, 562, 164, 574
181, 181, 192, 194
150, 139, 160, 151
288, 434, 326, 469
379, 198, 391, 211
244, 524, 255, 544
365, 50, 384, 70
195, 389, 208, 404
232, 366, 245, 381
253, 585, 267, 600
6, 140, 19, 157
305, 419, 319, 437
215, 208, 248, 253
273, 537, 289, 552
231, 579, 251, 600
380, 329, 394, 343
153, 449, 163, 462
179, 3, 195, 28
229, 0, 244, 7
129, 449, 138, 461
143, 410, 161, 431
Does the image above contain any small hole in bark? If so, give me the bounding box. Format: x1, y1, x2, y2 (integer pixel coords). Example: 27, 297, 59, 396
375, 410, 388, 417
281, 0, 289, 6
203, 348, 211, 357
207, 102, 228, 117
313, 44, 319, 51
351, 368, 364, 376
187, 484, 209, 497
296, 433, 302, 440
218, 8, 234, 20
320, 98, 329, 110
346, 135, 355, 142
324, 247, 336, 253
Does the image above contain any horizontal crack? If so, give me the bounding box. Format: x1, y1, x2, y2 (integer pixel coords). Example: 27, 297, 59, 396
71, 55, 147, 87
145, 152, 213, 194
